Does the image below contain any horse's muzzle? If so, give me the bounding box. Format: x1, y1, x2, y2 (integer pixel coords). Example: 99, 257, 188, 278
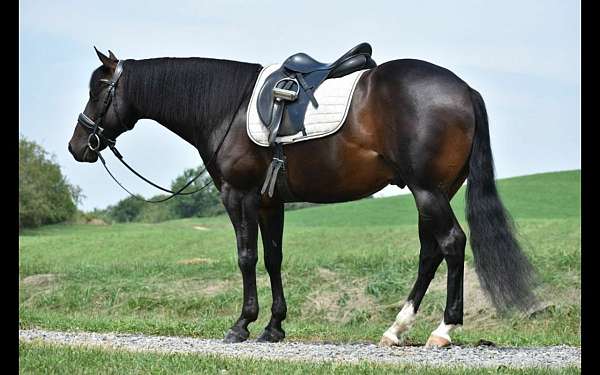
68, 141, 98, 163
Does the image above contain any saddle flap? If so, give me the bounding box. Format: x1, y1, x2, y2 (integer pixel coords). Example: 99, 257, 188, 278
257, 69, 329, 138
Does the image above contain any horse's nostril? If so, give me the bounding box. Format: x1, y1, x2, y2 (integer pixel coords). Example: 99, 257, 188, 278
68, 143, 73, 153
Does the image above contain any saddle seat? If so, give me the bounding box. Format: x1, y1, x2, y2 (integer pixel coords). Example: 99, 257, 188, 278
256, 42, 377, 145
283, 42, 375, 75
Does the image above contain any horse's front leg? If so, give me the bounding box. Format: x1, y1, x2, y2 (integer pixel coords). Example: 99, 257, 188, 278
257, 202, 287, 342
221, 184, 260, 343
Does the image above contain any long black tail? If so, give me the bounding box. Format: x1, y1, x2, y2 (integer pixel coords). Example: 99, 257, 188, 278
466, 88, 537, 313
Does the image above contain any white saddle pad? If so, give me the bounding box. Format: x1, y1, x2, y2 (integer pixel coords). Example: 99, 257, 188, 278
246, 64, 369, 147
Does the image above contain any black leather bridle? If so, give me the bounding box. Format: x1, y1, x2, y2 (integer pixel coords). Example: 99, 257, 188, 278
77, 60, 128, 152
76, 59, 253, 203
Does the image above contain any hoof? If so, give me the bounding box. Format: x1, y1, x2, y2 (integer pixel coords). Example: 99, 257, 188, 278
379, 335, 399, 347
257, 327, 285, 343
425, 335, 451, 348
223, 328, 249, 343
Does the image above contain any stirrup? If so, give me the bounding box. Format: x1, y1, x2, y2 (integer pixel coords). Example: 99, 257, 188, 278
273, 77, 300, 101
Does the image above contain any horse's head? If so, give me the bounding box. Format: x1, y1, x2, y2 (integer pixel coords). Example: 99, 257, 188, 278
68, 47, 136, 163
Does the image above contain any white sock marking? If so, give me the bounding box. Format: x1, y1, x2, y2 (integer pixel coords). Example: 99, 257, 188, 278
382, 301, 416, 342
431, 320, 458, 342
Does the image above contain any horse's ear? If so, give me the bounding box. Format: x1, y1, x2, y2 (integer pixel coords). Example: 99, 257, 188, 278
108, 50, 118, 61
94, 46, 116, 69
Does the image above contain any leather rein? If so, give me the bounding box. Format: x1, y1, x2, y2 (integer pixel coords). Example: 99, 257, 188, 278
77, 59, 251, 203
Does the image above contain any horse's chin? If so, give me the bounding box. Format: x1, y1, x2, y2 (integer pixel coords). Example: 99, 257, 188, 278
75, 147, 99, 163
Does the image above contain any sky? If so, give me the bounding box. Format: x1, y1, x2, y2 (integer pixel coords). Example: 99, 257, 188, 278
19, 1, 580, 212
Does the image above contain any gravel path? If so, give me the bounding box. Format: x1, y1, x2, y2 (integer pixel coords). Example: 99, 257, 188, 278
20, 329, 580, 369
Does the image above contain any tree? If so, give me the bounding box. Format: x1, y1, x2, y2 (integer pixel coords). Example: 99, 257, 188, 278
169, 167, 222, 218
107, 195, 146, 222
19, 136, 82, 228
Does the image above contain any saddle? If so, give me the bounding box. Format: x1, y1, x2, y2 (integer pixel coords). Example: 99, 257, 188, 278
257, 43, 377, 199
256, 42, 377, 144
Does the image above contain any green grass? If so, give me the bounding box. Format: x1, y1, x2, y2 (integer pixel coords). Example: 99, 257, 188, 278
19, 342, 579, 375
19, 170, 580, 347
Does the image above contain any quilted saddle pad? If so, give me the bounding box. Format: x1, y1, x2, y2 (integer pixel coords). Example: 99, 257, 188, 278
246, 64, 369, 147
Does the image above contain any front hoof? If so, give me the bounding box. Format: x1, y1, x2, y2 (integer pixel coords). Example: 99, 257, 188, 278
257, 327, 285, 343
425, 335, 451, 348
223, 328, 249, 343
379, 335, 399, 347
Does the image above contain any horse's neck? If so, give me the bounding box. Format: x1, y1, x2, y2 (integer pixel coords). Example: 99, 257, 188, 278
123, 58, 260, 163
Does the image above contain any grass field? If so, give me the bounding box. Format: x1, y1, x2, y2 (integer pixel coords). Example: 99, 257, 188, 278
19, 170, 581, 351
19, 342, 580, 375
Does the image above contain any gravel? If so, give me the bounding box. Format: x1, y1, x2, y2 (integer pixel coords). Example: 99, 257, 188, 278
19, 329, 580, 369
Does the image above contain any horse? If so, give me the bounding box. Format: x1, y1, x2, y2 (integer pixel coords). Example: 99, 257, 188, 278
68, 47, 537, 347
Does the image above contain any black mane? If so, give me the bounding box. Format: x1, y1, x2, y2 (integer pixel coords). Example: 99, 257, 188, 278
120, 57, 261, 132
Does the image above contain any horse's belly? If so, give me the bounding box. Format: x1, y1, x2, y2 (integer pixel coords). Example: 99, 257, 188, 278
285, 141, 396, 203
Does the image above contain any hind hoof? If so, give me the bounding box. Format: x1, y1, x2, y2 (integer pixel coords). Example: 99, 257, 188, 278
379, 335, 399, 347
425, 335, 451, 348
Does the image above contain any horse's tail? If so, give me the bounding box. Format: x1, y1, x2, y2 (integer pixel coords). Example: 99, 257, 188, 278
465, 88, 537, 313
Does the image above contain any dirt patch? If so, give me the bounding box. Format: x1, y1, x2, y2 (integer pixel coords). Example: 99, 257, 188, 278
192, 226, 210, 231
86, 218, 107, 225
197, 281, 232, 297
176, 258, 213, 265
428, 264, 565, 324
163, 278, 234, 297
301, 268, 375, 323
428, 264, 497, 325
21, 274, 60, 287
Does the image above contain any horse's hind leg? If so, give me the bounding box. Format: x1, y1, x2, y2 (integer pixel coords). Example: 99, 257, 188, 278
256, 202, 287, 342
416, 188, 466, 347
380, 187, 466, 347
379, 217, 444, 346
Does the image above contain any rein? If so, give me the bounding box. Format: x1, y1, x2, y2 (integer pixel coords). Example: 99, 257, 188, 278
77, 59, 255, 203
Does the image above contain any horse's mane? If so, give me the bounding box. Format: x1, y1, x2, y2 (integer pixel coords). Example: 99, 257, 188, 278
119, 57, 261, 131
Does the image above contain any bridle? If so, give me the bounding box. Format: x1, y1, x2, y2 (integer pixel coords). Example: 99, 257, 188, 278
77, 60, 128, 152
77, 59, 254, 203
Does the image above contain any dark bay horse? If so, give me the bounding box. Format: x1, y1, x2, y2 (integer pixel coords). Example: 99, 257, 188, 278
68, 48, 537, 347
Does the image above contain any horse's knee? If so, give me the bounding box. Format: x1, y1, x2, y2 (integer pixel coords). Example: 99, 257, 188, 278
238, 249, 258, 270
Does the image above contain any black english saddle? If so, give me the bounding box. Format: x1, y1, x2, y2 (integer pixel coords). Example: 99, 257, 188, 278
256, 43, 377, 145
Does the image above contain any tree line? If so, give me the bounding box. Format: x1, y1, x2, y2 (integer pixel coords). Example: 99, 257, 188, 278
93, 168, 224, 223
